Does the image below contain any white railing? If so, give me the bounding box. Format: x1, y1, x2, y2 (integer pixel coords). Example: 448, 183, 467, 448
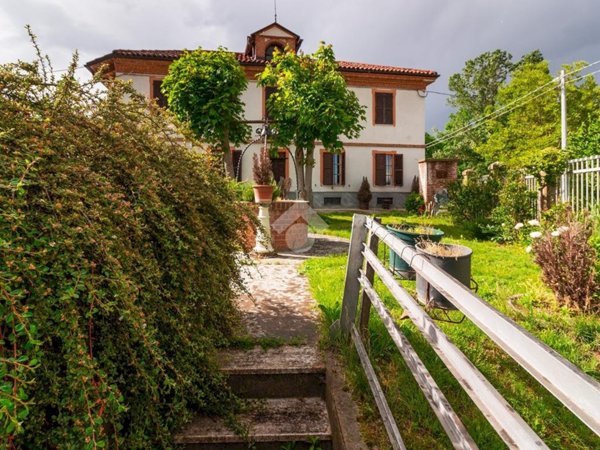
526, 155, 600, 214
563, 155, 600, 212
334, 214, 600, 449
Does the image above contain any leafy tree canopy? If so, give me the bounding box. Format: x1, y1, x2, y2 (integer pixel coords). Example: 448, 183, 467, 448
258, 43, 365, 201
161, 47, 250, 176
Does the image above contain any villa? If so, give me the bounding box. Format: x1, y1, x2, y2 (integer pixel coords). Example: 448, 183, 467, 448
86, 22, 439, 208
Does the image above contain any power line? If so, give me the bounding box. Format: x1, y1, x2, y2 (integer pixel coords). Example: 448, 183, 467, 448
427, 60, 600, 148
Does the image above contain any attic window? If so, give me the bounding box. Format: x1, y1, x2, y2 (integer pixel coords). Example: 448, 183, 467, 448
265, 44, 283, 61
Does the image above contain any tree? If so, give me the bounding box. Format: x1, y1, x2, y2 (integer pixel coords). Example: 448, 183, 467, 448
161, 47, 250, 177
448, 49, 514, 117
258, 43, 366, 202
479, 60, 558, 168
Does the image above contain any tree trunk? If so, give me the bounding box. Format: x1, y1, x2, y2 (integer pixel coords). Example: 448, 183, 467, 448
222, 130, 234, 178
304, 145, 315, 205
295, 146, 307, 200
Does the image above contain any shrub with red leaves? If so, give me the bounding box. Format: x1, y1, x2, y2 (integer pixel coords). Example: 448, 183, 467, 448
533, 211, 598, 312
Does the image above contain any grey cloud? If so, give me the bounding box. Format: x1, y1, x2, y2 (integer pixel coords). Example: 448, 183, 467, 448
1, 0, 598, 129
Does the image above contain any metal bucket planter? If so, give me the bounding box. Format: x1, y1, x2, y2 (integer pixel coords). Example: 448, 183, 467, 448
387, 225, 444, 279
415, 242, 473, 311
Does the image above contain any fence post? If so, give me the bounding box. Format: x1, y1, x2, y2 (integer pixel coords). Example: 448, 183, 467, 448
359, 217, 380, 338
338, 214, 368, 339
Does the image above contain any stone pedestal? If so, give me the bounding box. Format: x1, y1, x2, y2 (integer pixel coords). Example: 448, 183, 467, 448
254, 204, 274, 254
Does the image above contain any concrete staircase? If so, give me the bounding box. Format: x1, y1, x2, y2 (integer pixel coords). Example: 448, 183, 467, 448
175, 346, 336, 450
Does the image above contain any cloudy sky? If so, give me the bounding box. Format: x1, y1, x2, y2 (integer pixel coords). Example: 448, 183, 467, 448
2, 0, 599, 130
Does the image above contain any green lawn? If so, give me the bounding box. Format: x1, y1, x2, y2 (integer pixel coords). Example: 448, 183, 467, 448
304, 211, 600, 449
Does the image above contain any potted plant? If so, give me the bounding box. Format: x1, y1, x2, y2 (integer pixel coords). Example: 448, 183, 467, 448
387, 223, 444, 279
252, 147, 274, 203
415, 241, 473, 310
357, 177, 372, 210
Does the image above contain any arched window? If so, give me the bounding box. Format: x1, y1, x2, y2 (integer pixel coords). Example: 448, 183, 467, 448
265, 44, 283, 61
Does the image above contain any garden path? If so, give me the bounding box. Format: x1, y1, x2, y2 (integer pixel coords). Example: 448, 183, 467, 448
235, 234, 349, 344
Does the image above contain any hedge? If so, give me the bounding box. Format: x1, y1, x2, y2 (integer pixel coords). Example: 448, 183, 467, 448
0, 52, 248, 448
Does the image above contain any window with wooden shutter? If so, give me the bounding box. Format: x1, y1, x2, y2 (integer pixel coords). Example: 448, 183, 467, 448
374, 92, 394, 125
322, 152, 334, 185
152, 79, 168, 108
322, 151, 345, 186
394, 154, 403, 186
374, 154, 387, 186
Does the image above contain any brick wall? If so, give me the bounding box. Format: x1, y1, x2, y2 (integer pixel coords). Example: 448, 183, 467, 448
418, 159, 458, 204
240, 201, 309, 252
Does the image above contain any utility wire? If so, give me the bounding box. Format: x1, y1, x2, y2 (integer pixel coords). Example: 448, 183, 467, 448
427, 60, 600, 148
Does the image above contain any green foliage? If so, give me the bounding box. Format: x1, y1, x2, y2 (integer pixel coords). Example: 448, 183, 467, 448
0, 49, 247, 448
435, 50, 600, 175
258, 43, 366, 200
486, 176, 538, 242
228, 180, 255, 202
447, 176, 501, 237
571, 116, 600, 158
404, 192, 425, 215
305, 211, 600, 449
447, 49, 514, 117
161, 47, 250, 176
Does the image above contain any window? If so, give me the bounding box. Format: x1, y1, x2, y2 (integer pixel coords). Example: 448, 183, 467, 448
151, 79, 167, 108
374, 91, 394, 125
264, 86, 277, 120
322, 151, 345, 186
373, 152, 403, 187
324, 197, 342, 206
265, 44, 283, 61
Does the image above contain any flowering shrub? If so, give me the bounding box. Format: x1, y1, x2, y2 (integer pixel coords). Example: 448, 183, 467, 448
1, 48, 247, 447
529, 211, 598, 312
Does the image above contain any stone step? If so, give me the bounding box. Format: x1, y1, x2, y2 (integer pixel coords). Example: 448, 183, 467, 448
175, 397, 333, 450
219, 346, 326, 398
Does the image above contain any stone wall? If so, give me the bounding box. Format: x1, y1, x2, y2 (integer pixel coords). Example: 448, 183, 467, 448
418, 159, 458, 204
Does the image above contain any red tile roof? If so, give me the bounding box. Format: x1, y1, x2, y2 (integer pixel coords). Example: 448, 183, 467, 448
86, 49, 438, 78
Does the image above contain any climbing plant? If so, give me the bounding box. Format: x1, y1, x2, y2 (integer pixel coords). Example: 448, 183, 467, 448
0, 38, 247, 449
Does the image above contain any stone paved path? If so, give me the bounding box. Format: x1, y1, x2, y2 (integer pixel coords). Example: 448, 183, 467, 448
235, 234, 349, 344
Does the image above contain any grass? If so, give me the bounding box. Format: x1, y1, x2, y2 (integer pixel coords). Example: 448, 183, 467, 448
304, 210, 600, 449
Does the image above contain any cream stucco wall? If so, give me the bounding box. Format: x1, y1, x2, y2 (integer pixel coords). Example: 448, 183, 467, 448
115, 74, 428, 200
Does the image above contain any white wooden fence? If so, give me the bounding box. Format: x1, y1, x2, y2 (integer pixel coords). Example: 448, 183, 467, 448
563, 155, 600, 212
335, 215, 600, 449
526, 155, 600, 214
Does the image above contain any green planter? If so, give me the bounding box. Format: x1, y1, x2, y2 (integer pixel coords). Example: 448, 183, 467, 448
387, 225, 444, 279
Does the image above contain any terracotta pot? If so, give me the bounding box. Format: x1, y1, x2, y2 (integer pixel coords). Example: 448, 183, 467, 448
253, 185, 274, 204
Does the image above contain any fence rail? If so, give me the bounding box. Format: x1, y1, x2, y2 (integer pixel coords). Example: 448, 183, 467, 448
335, 214, 600, 449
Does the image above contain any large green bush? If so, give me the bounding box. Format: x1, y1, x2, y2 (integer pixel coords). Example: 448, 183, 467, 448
1, 53, 248, 448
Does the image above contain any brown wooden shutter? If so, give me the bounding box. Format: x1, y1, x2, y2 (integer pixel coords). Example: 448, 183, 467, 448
375, 154, 386, 186
322, 152, 334, 185
341, 152, 346, 185
375, 92, 393, 124
394, 154, 403, 186
152, 79, 167, 108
